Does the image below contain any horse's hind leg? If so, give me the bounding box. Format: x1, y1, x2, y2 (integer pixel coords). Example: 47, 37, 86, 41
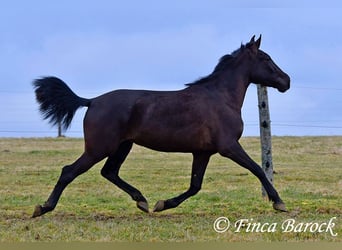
100, 141, 149, 213
32, 152, 102, 218
153, 152, 211, 212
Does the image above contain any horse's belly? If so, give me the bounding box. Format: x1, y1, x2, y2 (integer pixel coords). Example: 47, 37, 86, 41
132, 126, 215, 153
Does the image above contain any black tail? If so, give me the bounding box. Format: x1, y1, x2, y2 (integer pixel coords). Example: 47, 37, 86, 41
32, 76, 91, 131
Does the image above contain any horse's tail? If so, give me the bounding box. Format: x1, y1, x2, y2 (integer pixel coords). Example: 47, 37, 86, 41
32, 76, 91, 131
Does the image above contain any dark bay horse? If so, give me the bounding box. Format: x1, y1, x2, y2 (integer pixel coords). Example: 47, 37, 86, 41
32, 35, 290, 218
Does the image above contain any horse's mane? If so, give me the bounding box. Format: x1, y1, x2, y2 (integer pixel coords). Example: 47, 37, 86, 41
185, 44, 245, 87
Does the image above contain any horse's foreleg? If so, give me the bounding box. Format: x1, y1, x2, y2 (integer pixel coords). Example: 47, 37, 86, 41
153, 152, 211, 212
32, 153, 101, 218
100, 141, 149, 213
219, 141, 287, 212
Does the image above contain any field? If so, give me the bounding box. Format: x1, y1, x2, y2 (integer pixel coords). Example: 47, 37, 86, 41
0, 136, 341, 242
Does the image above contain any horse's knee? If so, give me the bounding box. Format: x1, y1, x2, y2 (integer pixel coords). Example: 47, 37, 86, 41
100, 167, 111, 179
101, 167, 121, 184
100, 167, 106, 177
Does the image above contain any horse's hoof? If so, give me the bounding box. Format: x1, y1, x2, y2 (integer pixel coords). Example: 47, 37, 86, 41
273, 202, 288, 212
153, 200, 165, 212
137, 201, 149, 213
32, 205, 43, 218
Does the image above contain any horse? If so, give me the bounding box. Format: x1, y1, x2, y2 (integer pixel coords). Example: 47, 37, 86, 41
32, 35, 290, 218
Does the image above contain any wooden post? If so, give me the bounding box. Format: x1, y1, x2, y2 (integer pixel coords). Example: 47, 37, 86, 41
257, 84, 273, 197
57, 121, 63, 137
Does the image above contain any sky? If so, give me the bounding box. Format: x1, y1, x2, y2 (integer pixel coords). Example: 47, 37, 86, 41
0, 1, 342, 137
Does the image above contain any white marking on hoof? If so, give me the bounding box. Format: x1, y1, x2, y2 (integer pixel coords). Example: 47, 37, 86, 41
153, 200, 165, 212
137, 201, 149, 213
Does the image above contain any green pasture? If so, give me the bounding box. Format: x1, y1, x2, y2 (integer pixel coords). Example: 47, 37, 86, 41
0, 137, 341, 242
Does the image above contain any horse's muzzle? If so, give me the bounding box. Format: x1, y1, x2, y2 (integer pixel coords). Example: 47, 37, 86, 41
277, 75, 290, 93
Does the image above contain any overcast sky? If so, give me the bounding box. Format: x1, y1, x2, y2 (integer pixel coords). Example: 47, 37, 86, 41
0, 1, 341, 137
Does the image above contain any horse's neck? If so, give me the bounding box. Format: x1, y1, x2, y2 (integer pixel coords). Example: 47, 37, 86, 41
217, 70, 250, 110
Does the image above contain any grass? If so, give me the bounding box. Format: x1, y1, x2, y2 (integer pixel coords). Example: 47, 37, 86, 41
0, 136, 341, 242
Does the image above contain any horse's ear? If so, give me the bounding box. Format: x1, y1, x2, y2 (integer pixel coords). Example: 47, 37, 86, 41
255, 35, 262, 49
247, 35, 261, 55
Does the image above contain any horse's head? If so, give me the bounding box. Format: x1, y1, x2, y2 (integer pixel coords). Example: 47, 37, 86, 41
246, 35, 290, 93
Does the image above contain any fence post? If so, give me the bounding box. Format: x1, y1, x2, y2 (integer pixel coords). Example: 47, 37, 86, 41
257, 84, 273, 197
57, 121, 63, 137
